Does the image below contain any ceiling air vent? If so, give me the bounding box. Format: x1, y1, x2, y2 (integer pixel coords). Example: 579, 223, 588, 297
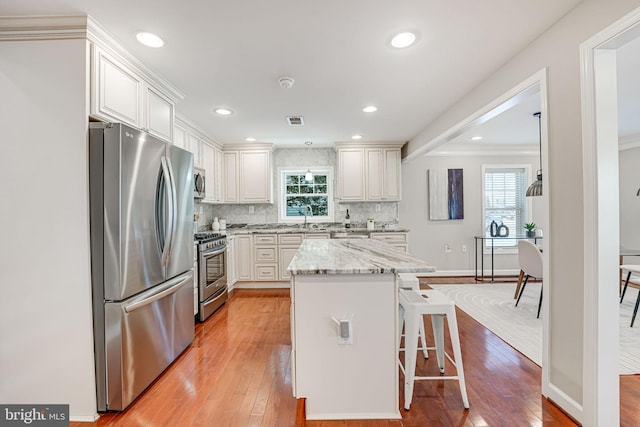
286, 116, 304, 126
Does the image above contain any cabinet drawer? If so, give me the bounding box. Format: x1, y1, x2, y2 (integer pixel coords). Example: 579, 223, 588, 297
255, 246, 277, 262
278, 233, 304, 245
392, 244, 409, 253
304, 233, 330, 240
255, 264, 278, 280
254, 234, 277, 244
370, 232, 407, 243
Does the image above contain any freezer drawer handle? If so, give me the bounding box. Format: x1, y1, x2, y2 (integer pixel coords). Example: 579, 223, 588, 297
124, 274, 191, 313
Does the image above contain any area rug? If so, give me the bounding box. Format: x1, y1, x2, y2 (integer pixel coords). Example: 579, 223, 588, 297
430, 283, 640, 375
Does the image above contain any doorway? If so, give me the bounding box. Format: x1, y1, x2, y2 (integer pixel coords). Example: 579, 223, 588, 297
580, 7, 640, 426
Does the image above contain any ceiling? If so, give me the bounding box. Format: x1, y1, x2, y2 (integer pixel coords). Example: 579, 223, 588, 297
5, 1, 584, 147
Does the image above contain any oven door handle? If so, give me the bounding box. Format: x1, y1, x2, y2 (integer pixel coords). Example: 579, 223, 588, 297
201, 246, 226, 258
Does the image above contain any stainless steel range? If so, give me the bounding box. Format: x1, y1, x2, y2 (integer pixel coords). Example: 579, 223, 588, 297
195, 232, 228, 321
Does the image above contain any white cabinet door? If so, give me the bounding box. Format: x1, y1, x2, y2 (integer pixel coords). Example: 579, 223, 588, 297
279, 246, 301, 280
223, 152, 239, 203
227, 236, 236, 289
173, 124, 187, 149
239, 151, 271, 203
235, 235, 253, 281
383, 149, 401, 201
201, 142, 215, 202
144, 85, 173, 142
187, 134, 201, 167
213, 147, 224, 202
92, 47, 142, 128
338, 149, 365, 201
365, 149, 384, 201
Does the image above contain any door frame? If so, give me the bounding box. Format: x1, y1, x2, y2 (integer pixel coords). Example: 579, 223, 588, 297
580, 6, 640, 426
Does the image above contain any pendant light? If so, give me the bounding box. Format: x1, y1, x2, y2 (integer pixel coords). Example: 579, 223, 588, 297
304, 141, 313, 181
526, 112, 543, 197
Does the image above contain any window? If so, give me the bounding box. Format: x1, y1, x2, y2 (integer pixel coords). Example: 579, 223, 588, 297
482, 165, 531, 248
279, 168, 334, 223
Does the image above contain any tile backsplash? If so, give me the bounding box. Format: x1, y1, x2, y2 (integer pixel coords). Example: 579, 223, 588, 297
195, 147, 399, 231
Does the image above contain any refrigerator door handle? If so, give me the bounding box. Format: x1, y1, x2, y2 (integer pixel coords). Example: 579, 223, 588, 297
160, 156, 174, 267
123, 273, 192, 313
165, 156, 178, 260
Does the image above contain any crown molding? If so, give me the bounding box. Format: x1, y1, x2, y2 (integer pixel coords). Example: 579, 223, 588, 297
0, 15, 88, 41
333, 141, 406, 149
424, 144, 538, 157
619, 133, 640, 151
0, 15, 184, 103
175, 114, 222, 148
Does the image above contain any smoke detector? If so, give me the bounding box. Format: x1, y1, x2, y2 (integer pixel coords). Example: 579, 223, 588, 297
278, 76, 295, 89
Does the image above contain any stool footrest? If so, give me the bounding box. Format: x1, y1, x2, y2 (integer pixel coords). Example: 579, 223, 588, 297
414, 375, 461, 381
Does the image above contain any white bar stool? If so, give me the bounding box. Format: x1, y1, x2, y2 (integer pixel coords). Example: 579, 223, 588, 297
620, 265, 640, 327
398, 288, 469, 410
397, 274, 428, 359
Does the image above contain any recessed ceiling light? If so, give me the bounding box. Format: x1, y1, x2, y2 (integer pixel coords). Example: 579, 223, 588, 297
136, 32, 164, 48
352, 134, 363, 140
214, 108, 233, 116
362, 106, 378, 113
471, 136, 483, 141
391, 32, 416, 48
245, 137, 256, 142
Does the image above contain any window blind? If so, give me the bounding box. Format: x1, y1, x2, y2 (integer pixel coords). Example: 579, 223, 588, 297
484, 167, 528, 247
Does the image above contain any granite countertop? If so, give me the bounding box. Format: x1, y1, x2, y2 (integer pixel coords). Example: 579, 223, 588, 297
287, 238, 436, 275
221, 223, 409, 235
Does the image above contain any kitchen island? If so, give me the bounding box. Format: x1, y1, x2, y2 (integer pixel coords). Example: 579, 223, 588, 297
288, 238, 436, 420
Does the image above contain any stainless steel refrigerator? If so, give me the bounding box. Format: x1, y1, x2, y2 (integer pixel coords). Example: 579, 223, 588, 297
89, 122, 195, 411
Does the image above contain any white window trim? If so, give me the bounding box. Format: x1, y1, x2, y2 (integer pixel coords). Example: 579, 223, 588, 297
278, 167, 334, 224
481, 164, 533, 254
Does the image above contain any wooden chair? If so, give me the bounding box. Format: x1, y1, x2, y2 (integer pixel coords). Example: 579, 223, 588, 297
515, 240, 543, 318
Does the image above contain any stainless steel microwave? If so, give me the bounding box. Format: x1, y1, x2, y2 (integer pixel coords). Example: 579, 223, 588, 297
194, 167, 205, 199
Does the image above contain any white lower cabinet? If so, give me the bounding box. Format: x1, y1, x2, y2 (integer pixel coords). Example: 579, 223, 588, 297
254, 234, 278, 281
227, 236, 236, 290
370, 232, 408, 253
278, 233, 305, 280
235, 235, 253, 281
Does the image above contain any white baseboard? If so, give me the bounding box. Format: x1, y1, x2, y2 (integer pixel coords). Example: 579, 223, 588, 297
70, 414, 99, 422
545, 383, 583, 424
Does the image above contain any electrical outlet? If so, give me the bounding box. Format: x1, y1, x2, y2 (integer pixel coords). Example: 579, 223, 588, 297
249, 205, 255, 213
375, 204, 381, 212
462, 244, 467, 253
444, 244, 452, 253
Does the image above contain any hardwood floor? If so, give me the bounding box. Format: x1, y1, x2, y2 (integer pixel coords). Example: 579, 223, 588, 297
71, 284, 640, 426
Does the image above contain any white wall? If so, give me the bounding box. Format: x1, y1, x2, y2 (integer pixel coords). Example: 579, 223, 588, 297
0, 39, 97, 419
403, 0, 640, 418
400, 153, 544, 273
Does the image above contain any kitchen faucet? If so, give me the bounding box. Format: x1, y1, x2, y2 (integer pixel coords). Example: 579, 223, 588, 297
303, 204, 313, 227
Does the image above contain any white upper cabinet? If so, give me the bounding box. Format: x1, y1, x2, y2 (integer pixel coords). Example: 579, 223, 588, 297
223, 146, 273, 204
92, 46, 142, 128
336, 142, 403, 202
144, 85, 173, 142
187, 133, 201, 167
90, 45, 177, 143
223, 151, 239, 203
173, 124, 187, 150
239, 150, 271, 203
337, 148, 366, 201
366, 148, 401, 201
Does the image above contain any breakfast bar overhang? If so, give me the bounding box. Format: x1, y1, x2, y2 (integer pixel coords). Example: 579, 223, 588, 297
287, 238, 436, 420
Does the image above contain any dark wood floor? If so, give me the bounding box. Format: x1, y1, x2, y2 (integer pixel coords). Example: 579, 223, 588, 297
71, 280, 640, 426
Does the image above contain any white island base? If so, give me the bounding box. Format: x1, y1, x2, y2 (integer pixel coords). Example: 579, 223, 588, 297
291, 273, 400, 420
